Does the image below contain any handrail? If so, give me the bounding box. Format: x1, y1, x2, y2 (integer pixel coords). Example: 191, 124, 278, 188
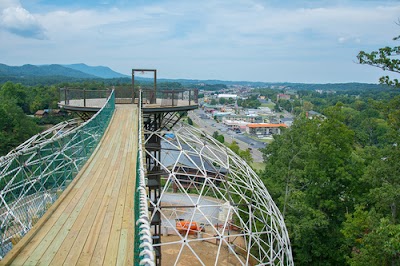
59, 88, 111, 108
134, 89, 155, 265
0, 90, 115, 259
157, 89, 198, 106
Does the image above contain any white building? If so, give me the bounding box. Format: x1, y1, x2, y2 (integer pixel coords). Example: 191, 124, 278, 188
218, 94, 237, 99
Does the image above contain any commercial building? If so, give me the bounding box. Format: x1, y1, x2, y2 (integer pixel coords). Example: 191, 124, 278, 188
246, 123, 287, 136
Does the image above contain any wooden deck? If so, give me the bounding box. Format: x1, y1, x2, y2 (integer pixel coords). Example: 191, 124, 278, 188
1, 104, 138, 266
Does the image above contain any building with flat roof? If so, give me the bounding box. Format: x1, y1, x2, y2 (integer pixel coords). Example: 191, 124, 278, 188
222, 114, 262, 123
246, 123, 287, 136
218, 94, 237, 99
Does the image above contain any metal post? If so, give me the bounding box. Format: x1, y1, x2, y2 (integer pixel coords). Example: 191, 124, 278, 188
154, 70, 157, 103
65, 88, 68, 105
132, 70, 135, 104
83, 89, 86, 107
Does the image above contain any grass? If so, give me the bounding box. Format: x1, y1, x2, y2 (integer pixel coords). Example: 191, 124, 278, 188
260, 102, 276, 109
251, 162, 266, 172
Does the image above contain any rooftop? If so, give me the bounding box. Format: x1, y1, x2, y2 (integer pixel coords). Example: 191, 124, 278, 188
247, 123, 288, 128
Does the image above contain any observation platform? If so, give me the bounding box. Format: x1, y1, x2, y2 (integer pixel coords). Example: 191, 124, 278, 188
1, 104, 138, 265
58, 88, 198, 114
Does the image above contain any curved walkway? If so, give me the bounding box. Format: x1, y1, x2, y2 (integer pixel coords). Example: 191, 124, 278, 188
1, 104, 138, 266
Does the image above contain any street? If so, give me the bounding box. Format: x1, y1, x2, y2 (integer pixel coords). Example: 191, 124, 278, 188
188, 109, 265, 163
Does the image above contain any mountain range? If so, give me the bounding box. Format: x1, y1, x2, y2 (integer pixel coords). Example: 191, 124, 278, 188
0, 63, 385, 91
0, 63, 128, 79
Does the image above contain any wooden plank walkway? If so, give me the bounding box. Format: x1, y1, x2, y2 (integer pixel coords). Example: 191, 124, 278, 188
1, 104, 138, 266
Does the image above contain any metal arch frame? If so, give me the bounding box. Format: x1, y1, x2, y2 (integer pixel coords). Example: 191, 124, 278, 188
132, 69, 157, 104
0, 91, 115, 259
143, 124, 294, 265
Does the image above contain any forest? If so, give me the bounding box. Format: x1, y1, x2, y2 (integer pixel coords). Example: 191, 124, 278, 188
260, 88, 400, 264
0, 81, 62, 155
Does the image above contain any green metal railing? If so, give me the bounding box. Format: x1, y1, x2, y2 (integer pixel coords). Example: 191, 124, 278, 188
134, 90, 155, 265
0, 90, 115, 259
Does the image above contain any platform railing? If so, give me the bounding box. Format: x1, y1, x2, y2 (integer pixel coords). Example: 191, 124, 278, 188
59, 88, 111, 107
0, 90, 115, 259
140, 88, 198, 106
134, 89, 155, 265
159, 89, 198, 107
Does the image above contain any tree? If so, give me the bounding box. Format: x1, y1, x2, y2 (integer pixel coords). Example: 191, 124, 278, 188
361, 144, 400, 223
0, 98, 40, 155
216, 134, 224, 143
303, 101, 313, 112
357, 31, 400, 87
0, 82, 30, 113
228, 141, 240, 154
218, 97, 226, 105
261, 115, 362, 265
187, 117, 193, 126
239, 148, 253, 164
212, 131, 224, 144
342, 208, 400, 266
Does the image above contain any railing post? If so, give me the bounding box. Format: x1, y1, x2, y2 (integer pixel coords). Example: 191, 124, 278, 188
83, 89, 87, 107
65, 88, 68, 105
189, 90, 192, 105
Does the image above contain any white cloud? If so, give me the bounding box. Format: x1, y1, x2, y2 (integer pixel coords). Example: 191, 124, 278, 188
0, 0, 19, 10
2, 0, 400, 82
0, 3, 46, 39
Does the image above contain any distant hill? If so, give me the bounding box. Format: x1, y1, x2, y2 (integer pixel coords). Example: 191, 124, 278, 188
0, 63, 98, 79
63, 63, 128, 79
0, 63, 386, 91
0, 63, 128, 81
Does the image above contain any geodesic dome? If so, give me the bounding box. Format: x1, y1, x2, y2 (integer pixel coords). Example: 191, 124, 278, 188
144, 124, 293, 265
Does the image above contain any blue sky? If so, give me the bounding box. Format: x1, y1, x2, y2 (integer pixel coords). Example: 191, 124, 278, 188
1, 0, 399, 83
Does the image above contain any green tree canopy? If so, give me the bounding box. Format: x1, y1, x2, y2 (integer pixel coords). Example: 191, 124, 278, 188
357, 33, 400, 87
261, 115, 362, 264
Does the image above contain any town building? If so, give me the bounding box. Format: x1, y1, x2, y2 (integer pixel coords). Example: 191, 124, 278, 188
277, 94, 291, 101
280, 117, 294, 127
223, 120, 249, 132
246, 123, 287, 136
218, 94, 237, 99
222, 114, 262, 123
34, 110, 49, 118
306, 110, 325, 120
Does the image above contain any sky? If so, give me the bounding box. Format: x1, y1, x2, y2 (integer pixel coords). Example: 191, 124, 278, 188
0, 0, 400, 83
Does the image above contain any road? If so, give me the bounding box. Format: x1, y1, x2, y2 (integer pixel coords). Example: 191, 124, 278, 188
188, 109, 265, 163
